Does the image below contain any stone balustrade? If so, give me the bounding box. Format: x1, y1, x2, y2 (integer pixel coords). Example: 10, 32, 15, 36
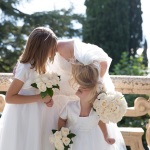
0, 73, 150, 150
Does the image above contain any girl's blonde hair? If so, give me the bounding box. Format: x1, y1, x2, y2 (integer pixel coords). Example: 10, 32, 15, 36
20, 27, 57, 74
72, 62, 99, 103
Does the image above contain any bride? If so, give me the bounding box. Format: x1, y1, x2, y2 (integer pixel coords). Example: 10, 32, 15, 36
48, 39, 127, 150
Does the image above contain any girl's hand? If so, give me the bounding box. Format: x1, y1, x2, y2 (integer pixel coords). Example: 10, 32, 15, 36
39, 95, 53, 107
40, 95, 52, 103
44, 99, 54, 107
105, 137, 115, 145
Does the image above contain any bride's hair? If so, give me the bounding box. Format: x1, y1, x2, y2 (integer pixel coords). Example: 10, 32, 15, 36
72, 63, 100, 103
19, 27, 57, 74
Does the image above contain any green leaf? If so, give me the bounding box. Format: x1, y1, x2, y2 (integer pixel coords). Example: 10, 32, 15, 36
64, 145, 70, 150
31, 83, 38, 89
67, 133, 76, 138
58, 75, 61, 80
52, 84, 59, 89
52, 129, 57, 134
64, 147, 68, 150
47, 88, 53, 97
40, 91, 47, 98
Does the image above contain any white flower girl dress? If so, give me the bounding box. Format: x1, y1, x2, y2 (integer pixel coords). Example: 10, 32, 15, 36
0, 63, 58, 150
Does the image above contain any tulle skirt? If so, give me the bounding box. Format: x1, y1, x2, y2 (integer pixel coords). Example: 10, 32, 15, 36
0, 102, 59, 150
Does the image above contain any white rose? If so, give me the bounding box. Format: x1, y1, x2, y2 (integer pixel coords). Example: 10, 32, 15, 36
93, 99, 100, 109
49, 135, 55, 144
107, 91, 115, 95
97, 92, 107, 100
62, 137, 71, 146
120, 97, 128, 107
35, 77, 42, 83
54, 139, 64, 150
100, 115, 109, 123
113, 105, 120, 113
96, 107, 103, 116
51, 77, 59, 85
54, 131, 62, 140
37, 82, 46, 92
99, 99, 108, 108
61, 127, 70, 137
41, 75, 48, 83
96, 82, 104, 92
46, 81, 53, 88
54, 76, 60, 82
53, 88, 60, 94
110, 114, 122, 123
52, 72, 58, 78
103, 107, 112, 116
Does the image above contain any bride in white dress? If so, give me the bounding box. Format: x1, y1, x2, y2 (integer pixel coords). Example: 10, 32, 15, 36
49, 39, 127, 150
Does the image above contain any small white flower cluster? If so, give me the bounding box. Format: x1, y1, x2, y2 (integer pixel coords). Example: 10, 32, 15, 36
49, 127, 76, 150
31, 72, 60, 98
93, 91, 127, 123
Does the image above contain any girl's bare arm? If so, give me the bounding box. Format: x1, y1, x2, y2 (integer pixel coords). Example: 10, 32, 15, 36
98, 121, 115, 145
6, 79, 52, 104
58, 117, 67, 130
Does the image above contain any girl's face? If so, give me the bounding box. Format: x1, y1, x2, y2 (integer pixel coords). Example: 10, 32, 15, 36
76, 86, 91, 101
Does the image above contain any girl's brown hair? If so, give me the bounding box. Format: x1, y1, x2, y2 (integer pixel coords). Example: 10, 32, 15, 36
20, 27, 57, 74
72, 62, 99, 103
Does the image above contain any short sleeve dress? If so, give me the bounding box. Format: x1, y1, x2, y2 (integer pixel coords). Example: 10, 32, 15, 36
60, 100, 125, 150
0, 62, 58, 150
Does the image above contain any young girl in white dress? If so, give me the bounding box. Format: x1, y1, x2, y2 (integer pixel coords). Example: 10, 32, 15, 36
50, 39, 127, 150
0, 27, 58, 150
58, 63, 116, 150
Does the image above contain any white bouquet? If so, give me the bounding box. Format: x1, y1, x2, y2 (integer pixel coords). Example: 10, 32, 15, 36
93, 91, 127, 123
31, 72, 60, 98
49, 127, 76, 150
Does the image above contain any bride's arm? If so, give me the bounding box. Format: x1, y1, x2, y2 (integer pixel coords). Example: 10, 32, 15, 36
100, 61, 108, 78
57, 40, 108, 78
57, 40, 74, 59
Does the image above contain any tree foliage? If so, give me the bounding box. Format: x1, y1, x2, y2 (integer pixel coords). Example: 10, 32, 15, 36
0, 0, 84, 72
83, 0, 146, 70
111, 52, 148, 75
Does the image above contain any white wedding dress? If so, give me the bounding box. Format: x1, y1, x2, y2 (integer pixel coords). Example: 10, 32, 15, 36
50, 40, 127, 150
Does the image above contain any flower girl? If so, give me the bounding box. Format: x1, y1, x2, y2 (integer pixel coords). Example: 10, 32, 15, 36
0, 27, 58, 150
57, 62, 127, 150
